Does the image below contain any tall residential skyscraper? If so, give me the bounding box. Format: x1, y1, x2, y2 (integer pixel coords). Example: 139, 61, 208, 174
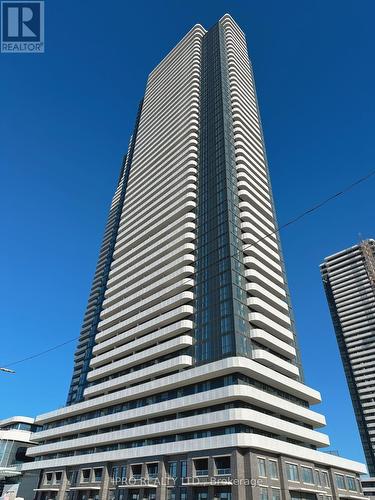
321, 240, 375, 489
23, 15, 366, 500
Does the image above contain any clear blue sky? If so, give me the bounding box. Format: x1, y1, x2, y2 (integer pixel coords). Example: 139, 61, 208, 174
1, 0, 374, 465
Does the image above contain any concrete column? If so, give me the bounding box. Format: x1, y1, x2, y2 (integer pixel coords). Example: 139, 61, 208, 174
242, 453, 252, 500
158, 458, 168, 500
328, 469, 339, 500
248, 452, 259, 500
101, 464, 112, 500
208, 456, 216, 500
56, 469, 69, 500
121, 462, 131, 500
186, 458, 194, 500
232, 450, 246, 500
278, 459, 290, 500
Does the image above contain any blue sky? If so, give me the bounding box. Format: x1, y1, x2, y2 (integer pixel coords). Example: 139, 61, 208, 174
0, 0, 374, 465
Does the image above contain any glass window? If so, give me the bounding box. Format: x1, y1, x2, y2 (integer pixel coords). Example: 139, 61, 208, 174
259, 487, 268, 500
215, 456, 231, 475
346, 476, 357, 491
181, 461, 187, 478
302, 467, 314, 484
286, 463, 299, 482
111, 466, 119, 482
144, 492, 156, 500
180, 488, 187, 500
147, 463, 158, 478
55, 472, 62, 484
221, 334, 232, 354
195, 459, 208, 476
315, 470, 321, 486
335, 474, 346, 489
271, 488, 280, 500
321, 471, 329, 487
45, 473, 53, 484
94, 468, 103, 482
81, 469, 91, 483
68, 470, 78, 485
257, 458, 267, 477
197, 492, 208, 500
131, 464, 142, 479
269, 461, 278, 479
120, 466, 127, 481
168, 462, 177, 477
167, 489, 176, 500
219, 492, 231, 500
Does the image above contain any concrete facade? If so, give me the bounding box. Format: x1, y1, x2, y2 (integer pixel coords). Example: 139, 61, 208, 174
31, 448, 364, 500
23, 14, 366, 500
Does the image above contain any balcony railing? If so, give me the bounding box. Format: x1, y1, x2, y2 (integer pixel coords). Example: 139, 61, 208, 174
195, 470, 209, 476
216, 469, 231, 476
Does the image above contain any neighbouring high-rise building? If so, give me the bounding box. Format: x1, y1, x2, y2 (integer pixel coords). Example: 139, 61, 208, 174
321, 239, 375, 497
22, 14, 366, 500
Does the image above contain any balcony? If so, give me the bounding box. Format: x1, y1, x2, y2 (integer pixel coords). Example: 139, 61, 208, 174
215, 457, 231, 477
216, 469, 231, 476
196, 470, 208, 477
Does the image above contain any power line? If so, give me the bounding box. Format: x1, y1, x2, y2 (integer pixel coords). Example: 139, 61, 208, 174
1, 338, 78, 370
1, 168, 374, 372
241, 168, 375, 253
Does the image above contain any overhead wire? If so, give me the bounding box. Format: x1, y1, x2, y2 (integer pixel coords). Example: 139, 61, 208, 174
1, 168, 374, 371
